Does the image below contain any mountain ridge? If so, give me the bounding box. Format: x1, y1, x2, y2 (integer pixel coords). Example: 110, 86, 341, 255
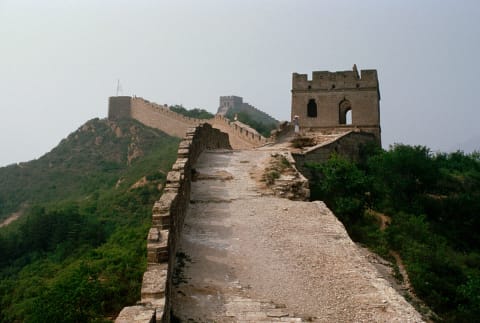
0, 118, 179, 222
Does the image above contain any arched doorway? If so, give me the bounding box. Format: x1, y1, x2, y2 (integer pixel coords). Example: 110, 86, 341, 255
339, 99, 352, 125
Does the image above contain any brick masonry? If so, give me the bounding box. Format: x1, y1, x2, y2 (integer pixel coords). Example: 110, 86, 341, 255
115, 123, 231, 323
291, 65, 381, 144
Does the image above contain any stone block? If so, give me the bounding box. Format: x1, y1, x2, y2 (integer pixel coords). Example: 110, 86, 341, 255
153, 192, 177, 214
166, 171, 182, 185
115, 305, 155, 323
141, 264, 168, 300
147, 232, 169, 263
147, 227, 160, 242
152, 213, 170, 229
172, 158, 189, 171
178, 140, 192, 149
177, 148, 189, 158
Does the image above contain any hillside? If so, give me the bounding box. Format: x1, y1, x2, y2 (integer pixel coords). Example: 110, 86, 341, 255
0, 118, 180, 322
0, 118, 178, 222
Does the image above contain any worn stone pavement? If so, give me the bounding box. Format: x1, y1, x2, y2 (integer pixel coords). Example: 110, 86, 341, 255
171, 149, 424, 323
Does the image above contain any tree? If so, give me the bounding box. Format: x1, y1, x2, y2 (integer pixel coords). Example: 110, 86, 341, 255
306, 154, 368, 224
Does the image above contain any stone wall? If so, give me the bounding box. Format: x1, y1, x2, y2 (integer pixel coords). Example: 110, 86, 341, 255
108, 96, 267, 148
115, 123, 231, 323
108, 96, 133, 120
130, 98, 203, 138
210, 114, 267, 148
292, 131, 376, 179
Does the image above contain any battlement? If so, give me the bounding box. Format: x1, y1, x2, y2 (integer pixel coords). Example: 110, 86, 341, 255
217, 96, 244, 115
291, 65, 381, 144
292, 65, 379, 93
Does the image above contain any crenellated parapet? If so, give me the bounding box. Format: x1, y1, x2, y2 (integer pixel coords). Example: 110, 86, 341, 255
291, 65, 381, 144
292, 66, 379, 93
115, 123, 231, 323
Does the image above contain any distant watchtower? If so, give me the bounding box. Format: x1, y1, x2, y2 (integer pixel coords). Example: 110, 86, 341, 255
217, 96, 243, 116
291, 65, 381, 143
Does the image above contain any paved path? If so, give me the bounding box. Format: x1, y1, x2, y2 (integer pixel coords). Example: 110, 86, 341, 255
171, 149, 423, 322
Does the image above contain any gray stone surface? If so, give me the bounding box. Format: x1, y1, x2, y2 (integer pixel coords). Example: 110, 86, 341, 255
171, 149, 423, 322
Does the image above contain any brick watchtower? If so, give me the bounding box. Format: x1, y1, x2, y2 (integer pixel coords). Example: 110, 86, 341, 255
291, 65, 381, 144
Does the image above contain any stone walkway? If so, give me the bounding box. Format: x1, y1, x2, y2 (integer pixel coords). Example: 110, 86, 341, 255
171, 149, 424, 322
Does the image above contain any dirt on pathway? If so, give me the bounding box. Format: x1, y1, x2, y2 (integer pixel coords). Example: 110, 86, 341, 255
171, 149, 424, 323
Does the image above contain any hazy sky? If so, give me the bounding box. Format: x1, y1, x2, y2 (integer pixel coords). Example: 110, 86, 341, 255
1, 0, 479, 166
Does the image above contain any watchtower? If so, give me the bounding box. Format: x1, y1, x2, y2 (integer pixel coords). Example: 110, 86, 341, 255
217, 96, 243, 115
291, 65, 381, 143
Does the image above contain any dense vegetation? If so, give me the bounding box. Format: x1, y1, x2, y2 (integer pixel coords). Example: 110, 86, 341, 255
0, 118, 180, 322
169, 104, 214, 120
306, 144, 480, 322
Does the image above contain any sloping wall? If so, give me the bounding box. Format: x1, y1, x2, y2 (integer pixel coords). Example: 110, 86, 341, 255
108, 96, 268, 149
115, 123, 231, 323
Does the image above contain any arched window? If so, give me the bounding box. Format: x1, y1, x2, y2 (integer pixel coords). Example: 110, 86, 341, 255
345, 109, 352, 125
339, 99, 352, 125
307, 99, 317, 118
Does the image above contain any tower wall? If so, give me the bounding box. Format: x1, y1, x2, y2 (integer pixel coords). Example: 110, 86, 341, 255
291, 66, 381, 143
108, 96, 132, 120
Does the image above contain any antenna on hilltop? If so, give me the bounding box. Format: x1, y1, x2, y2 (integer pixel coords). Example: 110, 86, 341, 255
116, 79, 123, 96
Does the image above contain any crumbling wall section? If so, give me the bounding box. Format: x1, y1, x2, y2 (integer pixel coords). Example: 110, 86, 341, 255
115, 123, 231, 323
293, 131, 376, 179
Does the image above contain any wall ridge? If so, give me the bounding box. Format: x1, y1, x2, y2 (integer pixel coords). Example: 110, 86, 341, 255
109, 96, 269, 148
115, 123, 231, 323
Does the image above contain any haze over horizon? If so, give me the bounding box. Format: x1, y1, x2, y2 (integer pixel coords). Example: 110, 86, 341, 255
1, 0, 479, 167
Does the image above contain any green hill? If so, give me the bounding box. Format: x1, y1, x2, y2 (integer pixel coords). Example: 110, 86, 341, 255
0, 118, 180, 322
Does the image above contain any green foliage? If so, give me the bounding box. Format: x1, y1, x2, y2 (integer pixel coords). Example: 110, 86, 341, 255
306, 154, 368, 224
367, 144, 439, 213
0, 118, 180, 322
457, 275, 480, 321
0, 204, 104, 266
0, 118, 179, 221
307, 145, 480, 321
169, 104, 214, 119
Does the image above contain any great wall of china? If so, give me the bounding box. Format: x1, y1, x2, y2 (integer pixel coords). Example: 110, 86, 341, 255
110, 84, 424, 322
110, 66, 428, 322
108, 96, 267, 149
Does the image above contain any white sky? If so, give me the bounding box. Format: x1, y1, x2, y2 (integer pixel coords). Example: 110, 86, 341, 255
1, 0, 479, 166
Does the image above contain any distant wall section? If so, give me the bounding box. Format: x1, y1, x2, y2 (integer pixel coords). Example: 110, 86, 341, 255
108, 96, 268, 148
108, 96, 132, 120
130, 98, 202, 138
